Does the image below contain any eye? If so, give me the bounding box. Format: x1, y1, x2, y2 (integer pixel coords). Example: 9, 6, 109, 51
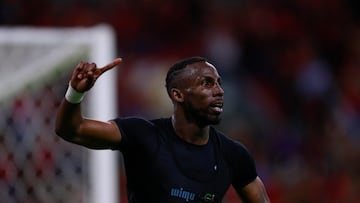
201, 78, 214, 87
217, 78, 222, 86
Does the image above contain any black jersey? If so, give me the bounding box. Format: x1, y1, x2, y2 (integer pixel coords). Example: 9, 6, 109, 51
113, 117, 257, 203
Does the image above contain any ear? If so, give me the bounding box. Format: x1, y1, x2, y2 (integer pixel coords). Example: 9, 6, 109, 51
171, 88, 184, 103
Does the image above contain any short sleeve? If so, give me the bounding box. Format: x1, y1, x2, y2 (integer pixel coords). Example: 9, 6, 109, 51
222, 137, 258, 189
112, 117, 157, 152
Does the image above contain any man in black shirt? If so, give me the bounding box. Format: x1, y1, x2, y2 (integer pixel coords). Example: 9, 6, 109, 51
55, 57, 271, 203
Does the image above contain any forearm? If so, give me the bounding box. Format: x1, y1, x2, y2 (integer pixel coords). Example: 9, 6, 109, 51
55, 98, 122, 149
55, 99, 84, 140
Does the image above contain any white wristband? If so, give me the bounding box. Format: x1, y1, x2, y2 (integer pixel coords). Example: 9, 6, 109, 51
65, 84, 85, 104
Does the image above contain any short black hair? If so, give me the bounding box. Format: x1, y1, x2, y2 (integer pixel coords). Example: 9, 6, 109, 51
165, 56, 207, 96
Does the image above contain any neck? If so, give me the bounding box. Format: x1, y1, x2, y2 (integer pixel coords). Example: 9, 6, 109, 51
171, 115, 210, 145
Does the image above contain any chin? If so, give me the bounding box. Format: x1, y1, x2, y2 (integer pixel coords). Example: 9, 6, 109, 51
185, 106, 222, 126
207, 115, 222, 125
194, 115, 221, 127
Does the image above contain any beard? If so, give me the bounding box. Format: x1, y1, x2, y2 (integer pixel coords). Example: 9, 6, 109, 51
183, 101, 222, 127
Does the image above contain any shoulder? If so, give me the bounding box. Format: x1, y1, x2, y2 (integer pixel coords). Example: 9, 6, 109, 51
112, 116, 171, 138
211, 127, 258, 188
211, 127, 255, 166
211, 127, 249, 154
112, 117, 171, 151
113, 116, 170, 129
113, 116, 155, 126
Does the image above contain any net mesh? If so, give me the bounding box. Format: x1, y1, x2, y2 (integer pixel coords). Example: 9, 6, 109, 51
0, 28, 90, 203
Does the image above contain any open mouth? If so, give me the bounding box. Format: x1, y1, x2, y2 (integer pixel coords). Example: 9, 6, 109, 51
210, 102, 223, 114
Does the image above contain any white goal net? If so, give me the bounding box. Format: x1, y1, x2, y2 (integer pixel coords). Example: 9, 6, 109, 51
0, 24, 119, 203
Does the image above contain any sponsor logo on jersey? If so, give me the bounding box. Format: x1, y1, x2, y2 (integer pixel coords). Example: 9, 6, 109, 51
170, 187, 195, 201
170, 188, 216, 202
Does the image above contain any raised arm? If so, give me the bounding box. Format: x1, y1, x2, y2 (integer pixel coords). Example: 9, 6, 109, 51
237, 177, 271, 203
55, 58, 123, 149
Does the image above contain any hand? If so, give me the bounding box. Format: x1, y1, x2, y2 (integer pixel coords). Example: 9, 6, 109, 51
70, 58, 122, 92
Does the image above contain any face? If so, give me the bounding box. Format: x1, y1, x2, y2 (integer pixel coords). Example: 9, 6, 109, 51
179, 61, 224, 126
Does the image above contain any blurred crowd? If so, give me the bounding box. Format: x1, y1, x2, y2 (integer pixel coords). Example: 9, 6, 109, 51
1, 0, 360, 202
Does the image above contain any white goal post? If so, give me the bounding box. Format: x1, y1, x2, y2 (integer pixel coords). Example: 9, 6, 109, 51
0, 24, 119, 203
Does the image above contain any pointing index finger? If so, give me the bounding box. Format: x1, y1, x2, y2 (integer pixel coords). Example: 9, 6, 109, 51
100, 58, 123, 73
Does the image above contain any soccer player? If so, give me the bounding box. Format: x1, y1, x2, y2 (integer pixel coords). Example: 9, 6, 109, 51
55, 57, 271, 203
